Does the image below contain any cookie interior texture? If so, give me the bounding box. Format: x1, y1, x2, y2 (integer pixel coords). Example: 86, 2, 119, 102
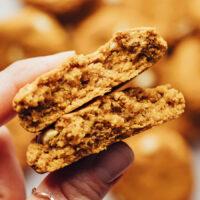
13, 28, 167, 133
27, 85, 185, 173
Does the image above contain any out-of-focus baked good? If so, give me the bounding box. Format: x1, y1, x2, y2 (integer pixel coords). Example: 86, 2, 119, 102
112, 126, 193, 200
0, 6, 71, 70
23, 0, 100, 15
6, 117, 34, 170
74, 0, 190, 54
27, 85, 185, 173
74, 6, 155, 54
188, 0, 200, 22
13, 28, 167, 133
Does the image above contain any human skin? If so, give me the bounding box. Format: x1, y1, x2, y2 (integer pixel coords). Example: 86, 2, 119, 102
0, 51, 134, 200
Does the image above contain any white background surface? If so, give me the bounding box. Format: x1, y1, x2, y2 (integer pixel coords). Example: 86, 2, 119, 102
0, 0, 199, 199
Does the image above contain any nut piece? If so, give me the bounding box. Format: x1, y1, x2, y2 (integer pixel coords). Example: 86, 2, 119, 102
42, 129, 58, 145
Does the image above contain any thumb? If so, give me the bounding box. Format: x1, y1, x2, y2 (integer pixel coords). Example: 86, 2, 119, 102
28, 142, 134, 200
0, 126, 26, 200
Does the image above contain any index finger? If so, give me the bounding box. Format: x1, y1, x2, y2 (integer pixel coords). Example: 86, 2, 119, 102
0, 51, 75, 126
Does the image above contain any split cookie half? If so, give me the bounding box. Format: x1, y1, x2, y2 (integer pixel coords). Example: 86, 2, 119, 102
27, 85, 185, 173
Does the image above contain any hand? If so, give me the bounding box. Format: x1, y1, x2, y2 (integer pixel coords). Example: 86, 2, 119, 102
0, 52, 134, 200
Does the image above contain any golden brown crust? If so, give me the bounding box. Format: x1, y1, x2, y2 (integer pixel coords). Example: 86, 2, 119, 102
0, 6, 71, 70
27, 85, 185, 173
13, 28, 167, 133
112, 126, 193, 200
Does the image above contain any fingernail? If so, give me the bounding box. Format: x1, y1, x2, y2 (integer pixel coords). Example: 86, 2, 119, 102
94, 142, 134, 184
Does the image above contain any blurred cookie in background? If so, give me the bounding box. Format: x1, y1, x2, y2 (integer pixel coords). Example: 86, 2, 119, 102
73, 6, 151, 54
23, 0, 100, 14
188, 0, 200, 23
74, 0, 191, 54
0, 6, 71, 70
23, 0, 102, 25
112, 126, 194, 200
6, 117, 34, 170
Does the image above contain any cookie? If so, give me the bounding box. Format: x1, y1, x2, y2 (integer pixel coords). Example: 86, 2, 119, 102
112, 126, 193, 200
6, 117, 34, 170
0, 6, 71, 70
27, 85, 185, 173
13, 28, 167, 133
23, 0, 100, 15
74, 0, 190, 54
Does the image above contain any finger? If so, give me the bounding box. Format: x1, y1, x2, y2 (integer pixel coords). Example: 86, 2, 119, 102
0, 126, 26, 200
28, 142, 134, 200
0, 51, 75, 125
